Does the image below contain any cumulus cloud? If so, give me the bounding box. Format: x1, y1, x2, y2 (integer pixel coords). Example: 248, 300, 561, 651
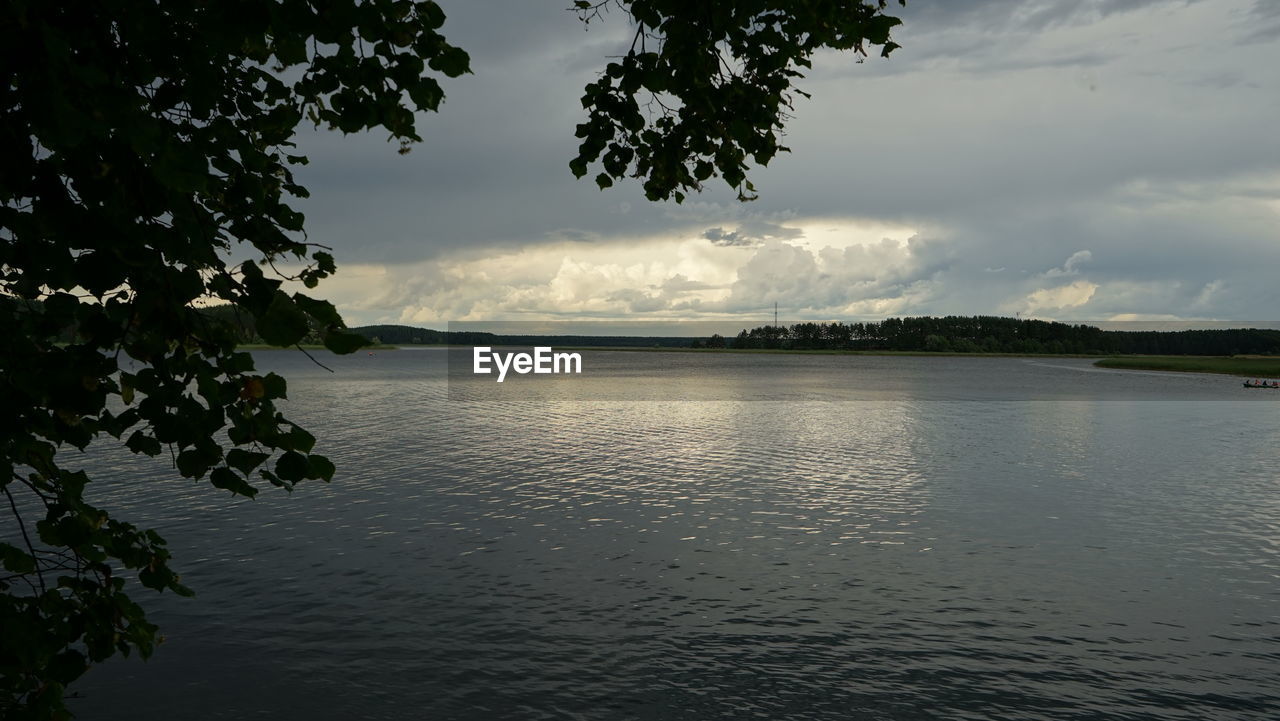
1010, 280, 1099, 316
316, 236, 746, 323
305, 227, 956, 323
661, 274, 718, 293
710, 235, 952, 316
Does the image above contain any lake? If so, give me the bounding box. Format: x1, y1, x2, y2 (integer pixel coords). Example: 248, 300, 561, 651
73, 350, 1280, 719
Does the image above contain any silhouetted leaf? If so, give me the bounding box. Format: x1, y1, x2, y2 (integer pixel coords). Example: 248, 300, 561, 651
324, 330, 369, 354
258, 292, 309, 347
210, 467, 259, 498
307, 453, 336, 482
275, 451, 309, 482
226, 449, 270, 474
1, 543, 36, 574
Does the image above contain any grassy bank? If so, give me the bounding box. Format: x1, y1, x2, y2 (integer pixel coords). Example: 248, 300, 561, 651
1094, 356, 1280, 377
546, 346, 1108, 357
558, 346, 1280, 375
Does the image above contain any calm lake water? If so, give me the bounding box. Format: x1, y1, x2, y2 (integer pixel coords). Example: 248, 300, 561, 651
74, 350, 1279, 720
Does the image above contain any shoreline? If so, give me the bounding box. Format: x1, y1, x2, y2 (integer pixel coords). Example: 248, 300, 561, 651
1092, 356, 1280, 377
237, 344, 1280, 377
548, 347, 1280, 377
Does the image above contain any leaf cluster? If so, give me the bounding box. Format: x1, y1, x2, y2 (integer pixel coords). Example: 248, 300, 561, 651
1, 1, 470, 716
571, 0, 903, 201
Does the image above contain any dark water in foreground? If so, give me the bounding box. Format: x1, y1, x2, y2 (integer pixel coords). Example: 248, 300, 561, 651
74, 351, 1280, 720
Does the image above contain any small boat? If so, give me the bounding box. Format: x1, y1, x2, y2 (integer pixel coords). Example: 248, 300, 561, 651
1243, 382, 1280, 389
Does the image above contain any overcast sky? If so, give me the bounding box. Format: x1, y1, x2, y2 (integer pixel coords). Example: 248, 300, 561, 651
286, 0, 1280, 328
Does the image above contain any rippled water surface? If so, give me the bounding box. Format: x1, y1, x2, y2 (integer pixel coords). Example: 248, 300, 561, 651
74, 350, 1280, 719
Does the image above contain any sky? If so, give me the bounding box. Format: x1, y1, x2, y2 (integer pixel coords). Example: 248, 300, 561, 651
286, 0, 1280, 328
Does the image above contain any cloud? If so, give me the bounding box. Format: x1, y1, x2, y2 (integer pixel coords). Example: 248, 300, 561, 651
605, 288, 668, 313
1242, 0, 1280, 42
661, 274, 718, 293
305, 226, 954, 323
702, 228, 759, 248
717, 235, 952, 316
1190, 279, 1224, 310
899, 0, 1200, 34
700, 219, 807, 248
317, 235, 748, 323
1008, 280, 1100, 316
1042, 250, 1093, 277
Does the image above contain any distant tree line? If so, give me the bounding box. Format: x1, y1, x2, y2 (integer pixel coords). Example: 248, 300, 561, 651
723, 316, 1280, 355
14, 301, 1273, 356
346, 324, 483, 345
1, 298, 330, 346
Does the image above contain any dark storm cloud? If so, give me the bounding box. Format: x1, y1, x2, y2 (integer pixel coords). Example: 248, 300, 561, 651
1241, 0, 1280, 42
287, 0, 659, 263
